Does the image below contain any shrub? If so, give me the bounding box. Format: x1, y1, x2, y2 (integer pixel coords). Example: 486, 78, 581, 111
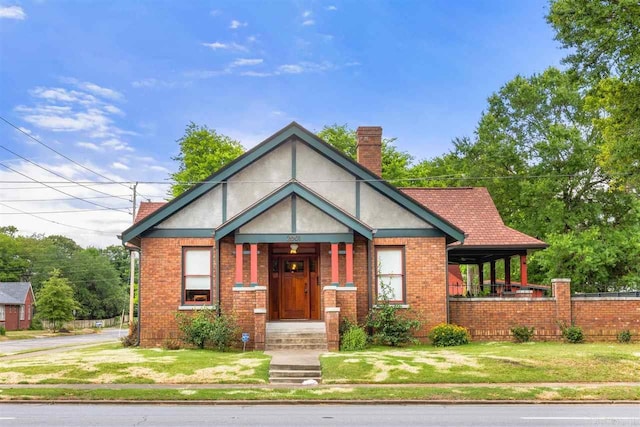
121, 322, 139, 347
366, 283, 420, 346
28, 319, 43, 330
340, 324, 368, 351
617, 329, 632, 344
176, 309, 239, 351
428, 323, 471, 347
560, 323, 584, 343
511, 325, 535, 343
0, 326, 5, 336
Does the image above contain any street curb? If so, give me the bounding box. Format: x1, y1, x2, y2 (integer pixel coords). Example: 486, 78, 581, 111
1, 399, 638, 405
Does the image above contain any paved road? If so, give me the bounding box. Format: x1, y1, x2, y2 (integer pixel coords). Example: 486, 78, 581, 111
0, 404, 638, 426
0, 328, 124, 355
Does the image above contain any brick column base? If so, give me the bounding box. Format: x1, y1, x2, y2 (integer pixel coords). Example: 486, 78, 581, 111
254, 287, 267, 350
233, 286, 267, 350
323, 286, 339, 351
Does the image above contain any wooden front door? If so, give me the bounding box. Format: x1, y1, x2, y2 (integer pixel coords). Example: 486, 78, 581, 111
280, 258, 310, 319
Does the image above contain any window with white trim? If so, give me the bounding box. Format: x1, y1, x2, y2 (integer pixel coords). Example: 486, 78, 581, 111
183, 247, 212, 304
376, 247, 405, 303
0, 305, 5, 321
19, 305, 25, 321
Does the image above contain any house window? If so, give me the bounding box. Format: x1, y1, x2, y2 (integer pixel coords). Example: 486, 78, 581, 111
376, 247, 405, 303
183, 247, 212, 304
20, 305, 25, 321
0, 305, 4, 321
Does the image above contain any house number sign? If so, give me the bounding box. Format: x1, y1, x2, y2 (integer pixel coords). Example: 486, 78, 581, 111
286, 235, 301, 242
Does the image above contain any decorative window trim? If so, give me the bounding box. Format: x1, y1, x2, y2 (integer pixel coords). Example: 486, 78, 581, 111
0, 304, 4, 321
182, 246, 213, 305
19, 305, 25, 321
375, 246, 406, 303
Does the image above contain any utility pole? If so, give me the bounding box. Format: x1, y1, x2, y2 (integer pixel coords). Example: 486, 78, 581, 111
129, 182, 137, 332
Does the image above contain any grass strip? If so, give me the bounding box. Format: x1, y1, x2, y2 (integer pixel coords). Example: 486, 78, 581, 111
0, 386, 638, 402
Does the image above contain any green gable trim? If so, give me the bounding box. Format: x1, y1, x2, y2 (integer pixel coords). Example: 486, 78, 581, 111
374, 228, 446, 238
355, 180, 361, 219
215, 181, 372, 240
143, 228, 215, 238
234, 233, 353, 244
121, 122, 464, 244
291, 194, 297, 233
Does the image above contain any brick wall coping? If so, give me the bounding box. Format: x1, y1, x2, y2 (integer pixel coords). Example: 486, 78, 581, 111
232, 286, 267, 292
178, 305, 216, 310
551, 278, 571, 283
336, 287, 358, 292
572, 297, 640, 301
323, 286, 338, 291
325, 307, 341, 312
373, 304, 410, 309
448, 297, 556, 302
254, 308, 267, 314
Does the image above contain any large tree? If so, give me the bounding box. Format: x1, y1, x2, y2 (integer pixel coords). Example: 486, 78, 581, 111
170, 122, 245, 197
548, 0, 640, 190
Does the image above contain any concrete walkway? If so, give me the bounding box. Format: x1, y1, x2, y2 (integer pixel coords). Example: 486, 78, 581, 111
264, 350, 325, 366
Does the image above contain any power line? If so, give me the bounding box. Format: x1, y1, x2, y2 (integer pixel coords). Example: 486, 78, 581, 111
1, 194, 130, 202
2, 207, 130, 215
0, 114, 154, 201
0, 144, 131, 202
0, 162, 130, 213
0, 202, 118, 235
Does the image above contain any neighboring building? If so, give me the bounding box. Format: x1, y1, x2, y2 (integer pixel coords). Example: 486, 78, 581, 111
0, 282, 35, 331
121, 122, 546, 348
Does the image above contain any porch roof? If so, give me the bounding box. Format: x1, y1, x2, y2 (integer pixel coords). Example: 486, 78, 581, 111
401, 187, 547, 263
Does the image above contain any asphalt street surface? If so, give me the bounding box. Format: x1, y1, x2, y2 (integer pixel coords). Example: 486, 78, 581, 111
0, 328, 124, 354
0, 404, 638, 426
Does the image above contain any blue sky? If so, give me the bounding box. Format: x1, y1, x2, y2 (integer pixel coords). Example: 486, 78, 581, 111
0, 1, 565, 247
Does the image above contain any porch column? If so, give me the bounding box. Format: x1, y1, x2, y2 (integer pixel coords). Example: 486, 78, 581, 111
490, 261, 496, 294
345, 243, 354, 287
250, 243, 258, 287
520, 255, 528, 286
235, 244, 243, 287
477, 264, 484, 291
331, 242, 339, 286
504, 257, 511, 290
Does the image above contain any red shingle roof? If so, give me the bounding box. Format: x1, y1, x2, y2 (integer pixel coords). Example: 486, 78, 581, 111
134, 202, 166, 224
400, 187, 546, 248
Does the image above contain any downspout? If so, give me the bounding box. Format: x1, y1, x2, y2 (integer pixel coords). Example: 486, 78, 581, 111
367, 231, 376, 311
136, 248, 141, 345
445, 246, 451, 324
215, 236, 221, 315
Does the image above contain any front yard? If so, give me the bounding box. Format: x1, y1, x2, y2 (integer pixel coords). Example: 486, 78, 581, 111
320, 342, 640, 384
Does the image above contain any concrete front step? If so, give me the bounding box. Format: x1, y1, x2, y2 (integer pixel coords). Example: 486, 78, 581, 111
270, 369, 321, 378
268, 377, 322, 384
270, 363, 320, 371
265, 344, 327, 350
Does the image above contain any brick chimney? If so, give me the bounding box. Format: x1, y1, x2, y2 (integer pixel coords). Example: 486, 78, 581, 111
356, 126, 382, 176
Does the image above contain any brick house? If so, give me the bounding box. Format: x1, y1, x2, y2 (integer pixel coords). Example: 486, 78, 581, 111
121, 122, 546, 349
0, 282, 35, 331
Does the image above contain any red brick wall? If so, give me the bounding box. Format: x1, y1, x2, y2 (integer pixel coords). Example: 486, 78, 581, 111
449, 281, 640, 342
139, 237, 215, 347
373, 236, 448, 338
572, 299, 640, 341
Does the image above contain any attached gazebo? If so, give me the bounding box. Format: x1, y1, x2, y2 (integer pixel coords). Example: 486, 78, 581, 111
402, 187, 548, 296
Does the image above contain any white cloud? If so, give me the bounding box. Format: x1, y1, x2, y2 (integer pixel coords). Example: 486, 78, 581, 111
210, 9, 221, 16
278, 62, 332, 74
102, 138, 134, 152
278, 64, 305, 74
148, 165, 170, 172
0, 5, 26, 20
246, 35, 257, 43
202, 41, 248, 52
326, 5, 337, 11
302, 19, 315, 26
240, 71, 273, 77
302, 10, 312, 18
230, 58, 263, 67
229, 19, 247, 29
111, 162, 129, 170
76, 142, 102, 151
78, 82, 123, 100
103, 105, 124, 115
30, 87, 97, 105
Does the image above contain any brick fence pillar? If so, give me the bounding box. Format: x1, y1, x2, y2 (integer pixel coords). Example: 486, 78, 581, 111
323, 286, 339, 351
553, 278, 572, 334
233, 287, 256, 350
336, 288, 357, 325
253, 286, 267, 350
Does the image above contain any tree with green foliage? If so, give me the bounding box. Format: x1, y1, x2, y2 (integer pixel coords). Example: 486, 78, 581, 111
170, 122, 245, 197
317, 124, 414, 183
548, 0, 640, 190
0, 232, 29, 282
67, 248, 127, 319
36, 269, 80, 332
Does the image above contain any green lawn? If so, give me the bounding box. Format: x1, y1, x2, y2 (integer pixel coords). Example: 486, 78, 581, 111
0, 343, 270, 384
1, 385, 638, 402
321, 342, 640, 384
